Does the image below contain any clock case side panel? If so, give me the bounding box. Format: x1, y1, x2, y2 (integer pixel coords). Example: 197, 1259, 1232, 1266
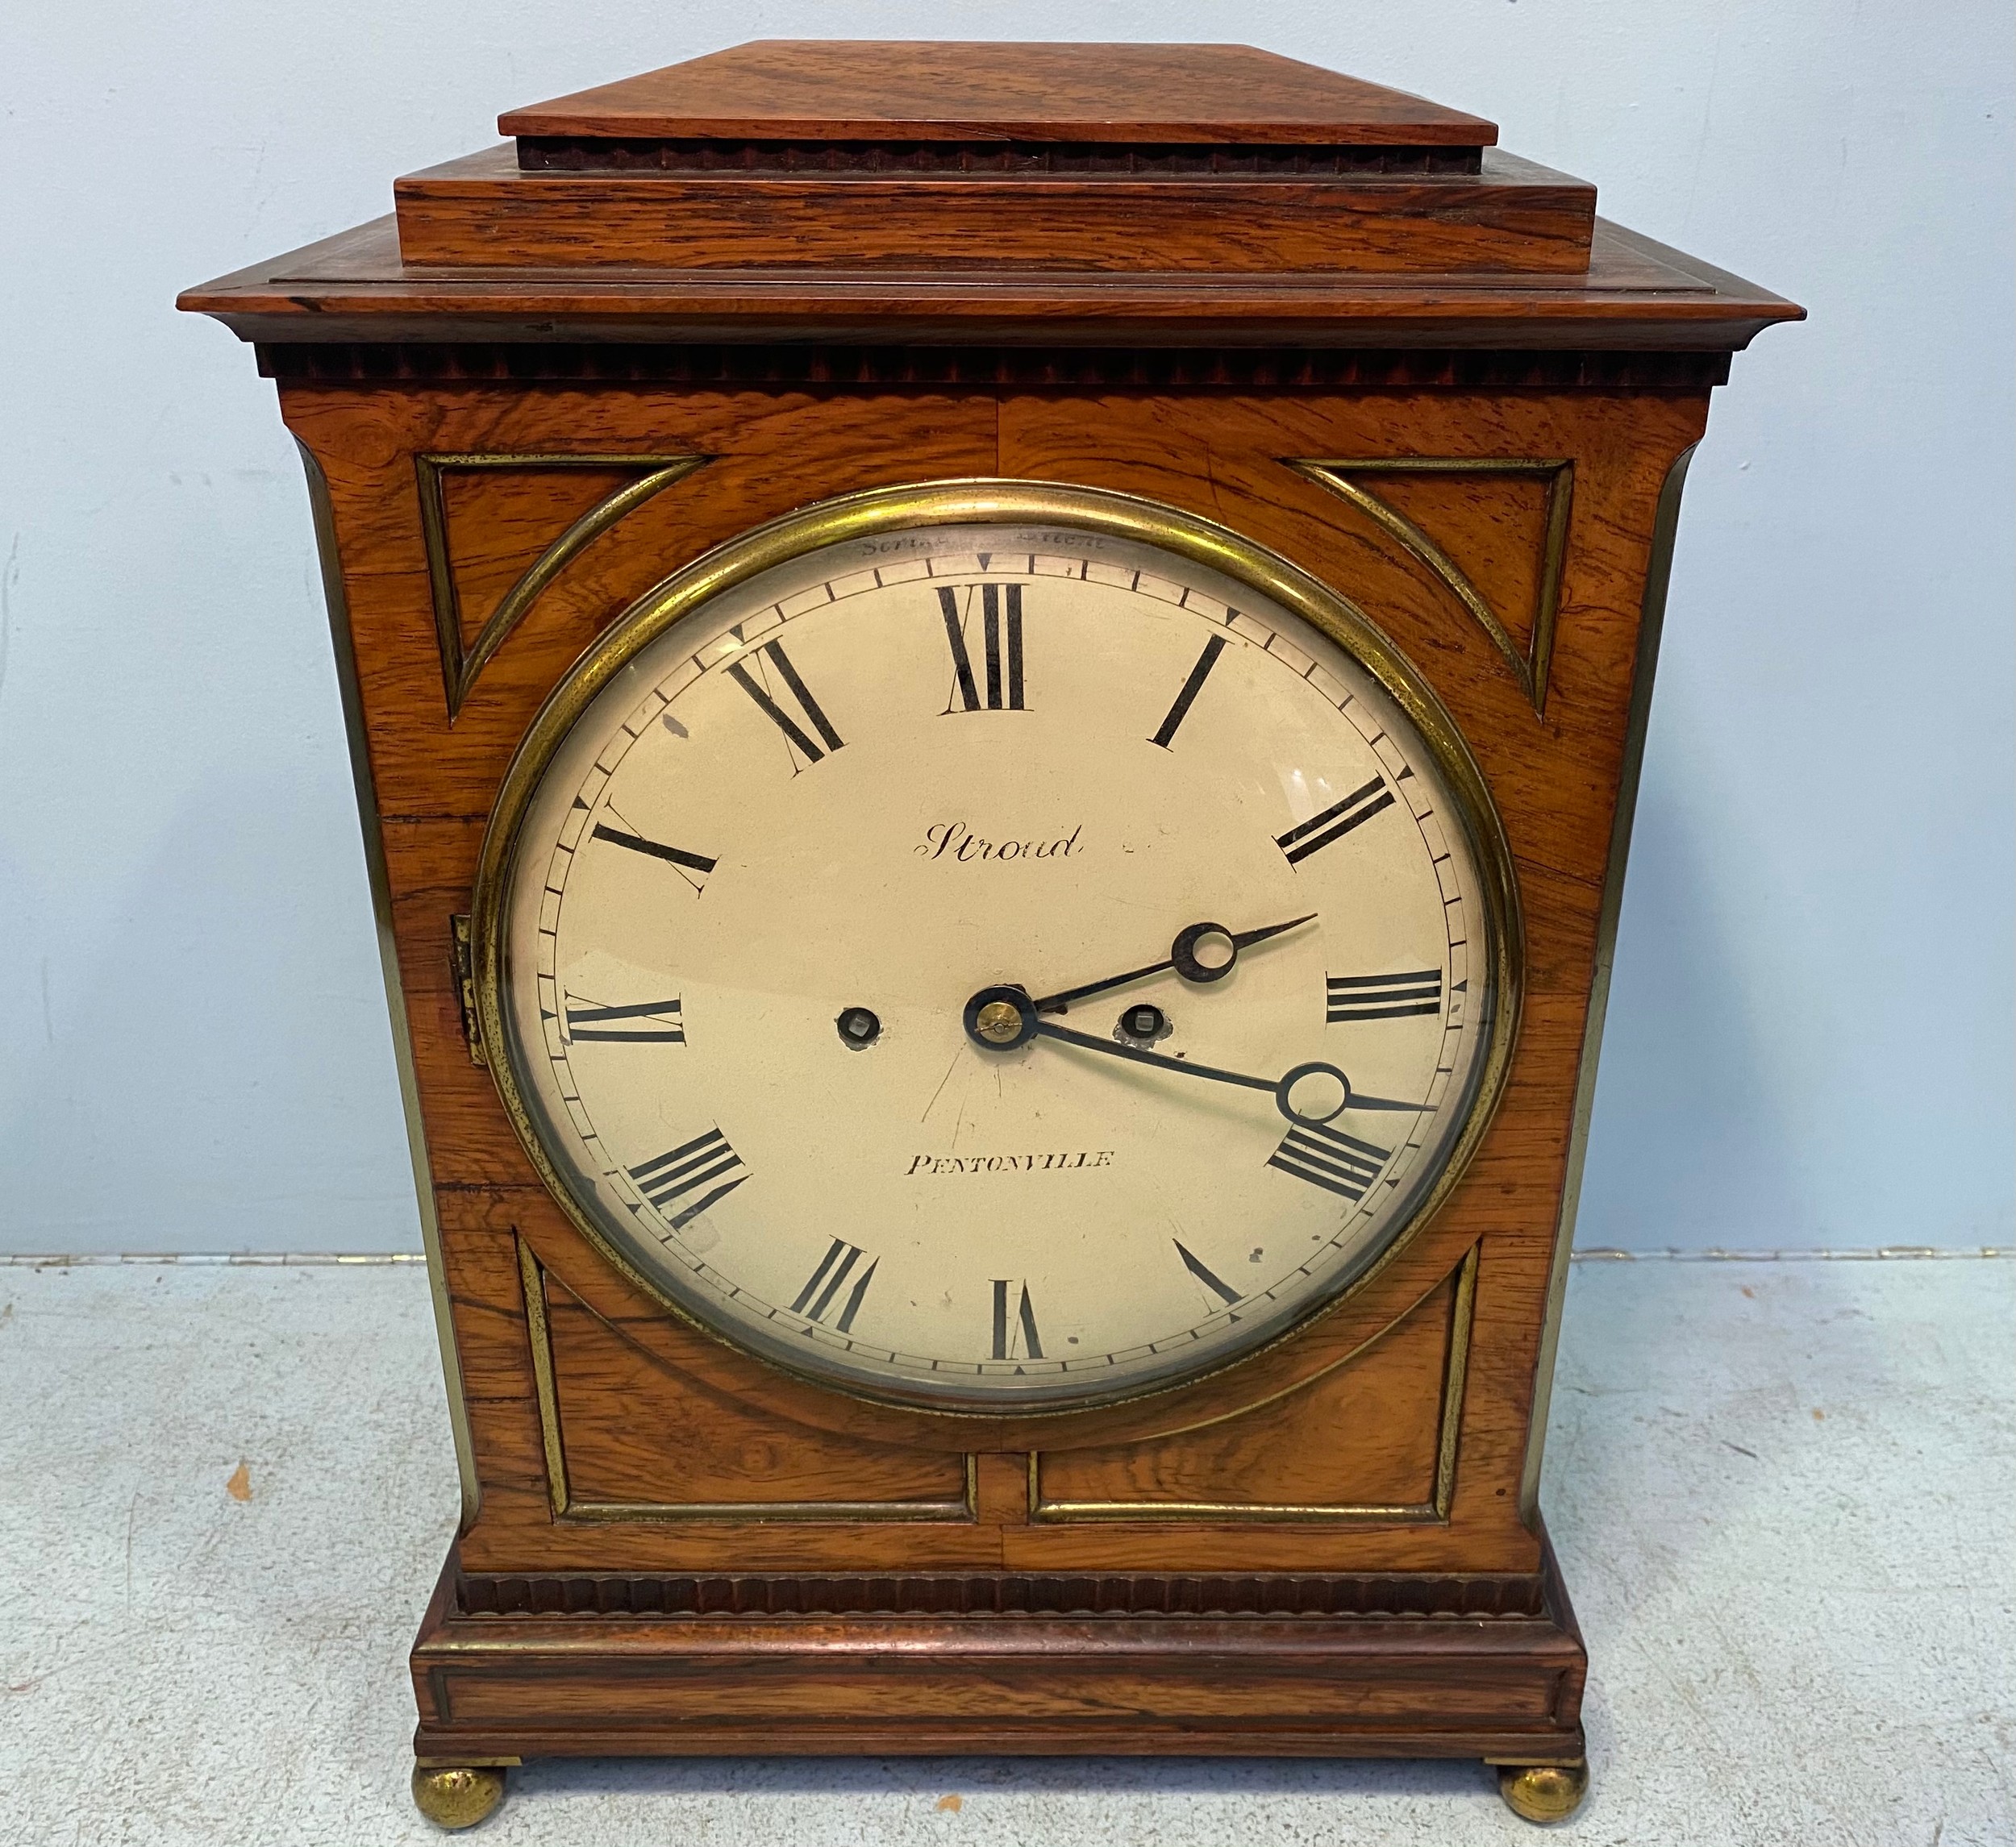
1518, 441, 1697, 1518
298, 439, 481, 1530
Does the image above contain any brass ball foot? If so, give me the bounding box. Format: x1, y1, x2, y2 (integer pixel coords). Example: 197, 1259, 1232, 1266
411, 1764, 507, 1831
1497, 1761, 1589, 1824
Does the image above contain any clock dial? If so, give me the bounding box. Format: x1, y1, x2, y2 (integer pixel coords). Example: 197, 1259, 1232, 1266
485, 489, 1517, 1411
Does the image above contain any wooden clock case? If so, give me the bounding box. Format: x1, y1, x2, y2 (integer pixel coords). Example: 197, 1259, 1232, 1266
180, 40, 1797, 1824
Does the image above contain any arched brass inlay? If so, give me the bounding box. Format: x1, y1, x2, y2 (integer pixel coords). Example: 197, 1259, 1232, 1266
1291, 459, 1575, 717
1027, 1242, 1478, 1524
414, 452, 710, 718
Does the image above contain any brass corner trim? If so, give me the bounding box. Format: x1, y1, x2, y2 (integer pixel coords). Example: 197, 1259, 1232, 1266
414, 451, 710, 719
1289, 458, 1575, 718
514, 1235, 979, 1525
1518, 442, 1700, 1524
1028, 1242, 1480, 1525
297, 439, 481, 1533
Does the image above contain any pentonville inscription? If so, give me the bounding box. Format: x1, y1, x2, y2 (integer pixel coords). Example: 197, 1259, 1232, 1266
908, 1150, 1115, 1176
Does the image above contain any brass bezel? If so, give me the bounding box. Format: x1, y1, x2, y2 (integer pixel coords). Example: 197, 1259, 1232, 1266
470, 479, 1524, 1418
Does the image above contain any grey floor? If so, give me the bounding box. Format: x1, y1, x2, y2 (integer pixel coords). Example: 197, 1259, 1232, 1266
1, 1254, 2010, 1847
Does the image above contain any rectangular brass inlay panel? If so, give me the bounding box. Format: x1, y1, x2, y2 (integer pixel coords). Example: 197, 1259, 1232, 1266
518, 1238, 977, 1525
1028, 1244, 1479, 1524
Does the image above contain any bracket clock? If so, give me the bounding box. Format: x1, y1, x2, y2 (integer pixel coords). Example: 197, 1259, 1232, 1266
181, 40, 1798, 1829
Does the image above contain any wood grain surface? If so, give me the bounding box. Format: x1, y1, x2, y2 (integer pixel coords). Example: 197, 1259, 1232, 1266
494, 42, 1498, 147
391, 147, 1593, 276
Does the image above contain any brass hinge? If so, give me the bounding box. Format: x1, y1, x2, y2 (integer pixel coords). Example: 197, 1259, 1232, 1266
450, 913, 486, 1067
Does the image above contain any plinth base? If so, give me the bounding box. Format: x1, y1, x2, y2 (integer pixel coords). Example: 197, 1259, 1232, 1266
410, 1536, 1586, 1770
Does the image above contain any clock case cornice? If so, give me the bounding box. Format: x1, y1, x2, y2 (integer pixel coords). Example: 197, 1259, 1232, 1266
179, 41, 1798, 356
181, 218, 1796, 356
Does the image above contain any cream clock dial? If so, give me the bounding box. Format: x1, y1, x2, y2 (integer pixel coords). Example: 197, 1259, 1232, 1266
477, 484, 1518, 1411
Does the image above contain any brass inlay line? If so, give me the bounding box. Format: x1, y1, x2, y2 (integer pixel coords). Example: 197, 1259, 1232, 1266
414, 452, 710, 718
515, 1236, 979, 1525
1027, 1243, 1480, 1525
1291, 458, 1575, 717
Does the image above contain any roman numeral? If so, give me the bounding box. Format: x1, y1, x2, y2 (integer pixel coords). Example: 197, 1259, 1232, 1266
937, 584, 1026, 712
564, 996, 684, 1043
1327, 969, 1443, 1023
1267, 1121, 1391, 1202
1274, 776, 1395, 866
790, 1238, 877, 1333
592, 823, 717, 891
1149, 633, 1228, 748
627, 1128, 747, 1228
1174, 1238, 1242, 1308
727, 639, 845, 765
990, 1279, 1043, 1360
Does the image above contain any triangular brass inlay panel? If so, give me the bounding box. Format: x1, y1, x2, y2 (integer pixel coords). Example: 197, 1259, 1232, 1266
1291, 459, 1574, 716
415, 452, 710, 718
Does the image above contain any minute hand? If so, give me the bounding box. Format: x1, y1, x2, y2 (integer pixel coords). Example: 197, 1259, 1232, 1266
1030, 913, 1315, 1015
1030, 1019, 1423, 1125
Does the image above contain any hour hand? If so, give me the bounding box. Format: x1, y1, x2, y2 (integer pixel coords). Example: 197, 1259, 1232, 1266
1030, 913, 1316, 1015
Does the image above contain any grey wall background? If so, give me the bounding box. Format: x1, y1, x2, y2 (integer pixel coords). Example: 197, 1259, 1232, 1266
2, 2, 2010, 1254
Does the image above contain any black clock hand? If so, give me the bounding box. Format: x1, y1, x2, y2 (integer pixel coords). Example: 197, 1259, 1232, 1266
1027, 1017, 1423, 1127
1029, 913, 1317, 1015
